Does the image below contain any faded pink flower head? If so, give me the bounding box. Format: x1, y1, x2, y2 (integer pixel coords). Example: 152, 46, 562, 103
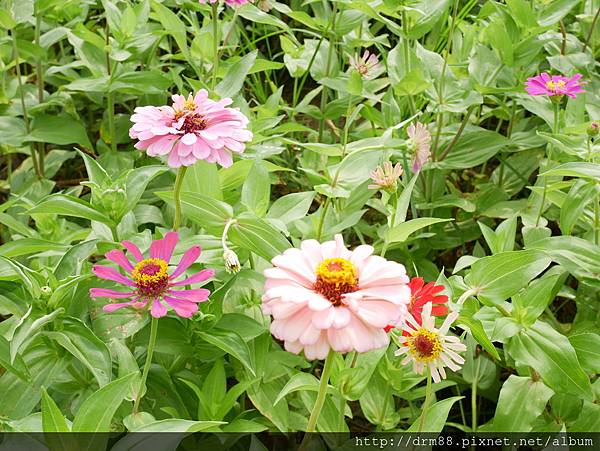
349, 50, 382, 80
525, 72, 584, 99
262, 234, 411, 360
90, 232, 215, 318
407, 122, 431, 172
368, 161, 403, 192
200, 0, 251, 6
129, 90, 252, 168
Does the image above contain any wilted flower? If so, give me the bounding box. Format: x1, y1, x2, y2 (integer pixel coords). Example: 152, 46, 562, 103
385, 277, 448, 332
368, 161, 403, 192
200, 0, 251, 5
262, 234, 411, 360
90, 232, 215, 318
395, 302, 466, 383
129, 90, 252, 168
349, 50, 382, 80
588, 121, 599, 137
407, 122, 431, 172
525, 73, 584, 99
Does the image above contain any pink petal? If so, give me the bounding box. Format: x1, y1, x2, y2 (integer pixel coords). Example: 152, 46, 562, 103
90, 288, 134, 299
149, 238, 163, 259
170, 269, 215, 286
161, 232, 179, 262
170, 246, 201, 279
167, 288, 210, 302
164, 296, 198, 318
150, 299, 168, 318
122, 241, 144, 262
103, 300, 138, 313
105, 249, 134, 272
92, 265, 135, 287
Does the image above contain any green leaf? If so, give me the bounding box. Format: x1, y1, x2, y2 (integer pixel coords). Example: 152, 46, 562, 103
28, 114, 92, 148
123, 166, 168, 213
71, 372, 139, 433
456, 315, 501, 360
41, 387, 70, 432
541, 162, 600, 180
0, 238, 69, 258
182, 160, 222, 201
155, 191, 232, 234
198, 329, 255, 376
513, 268, 567, 326
568, 330, 600, 374
559, 179, 595, 235
465, 250, 552, 305
407, 396, 463, 432
386, 217, 453, 243
29, 194, 114, 226
506, 321, 592, 400
228, 216, 291, 261
274, 372, 320, 405
216, 50, 258, 98
241, 160, 270, 217
492, 376, 554, 432
394, 176, 419, 226
44, 317, 112, 387
436, 129, 508, 170
130, 419, 224, 432
0, 335, 30, 381
537, 0, 579, 26
10, 308, 64, 364
266, 191, 315, 225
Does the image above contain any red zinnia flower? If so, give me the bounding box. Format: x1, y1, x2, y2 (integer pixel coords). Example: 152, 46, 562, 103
384, 277, 448, 333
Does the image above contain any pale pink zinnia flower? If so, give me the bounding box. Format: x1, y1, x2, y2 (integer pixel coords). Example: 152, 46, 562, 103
129, 90, 252, 168
395, 302, 466, 383
368, 161, 403, 192
262, 234, 411, 360
525, 73, 584, 99
349, 50, 382, 80
90, 232, 215, 318
200, 0, 251, 6
407, 122, 431, 172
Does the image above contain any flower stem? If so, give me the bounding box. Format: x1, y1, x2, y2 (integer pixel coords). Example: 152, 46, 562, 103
305, 350, 335, 432
471, 356, 481, 432
173, 166, 188, 231
418, 369, 432, 432
133, 316, 158, 414
535, 101, 560, 227
211, 2, 220, 91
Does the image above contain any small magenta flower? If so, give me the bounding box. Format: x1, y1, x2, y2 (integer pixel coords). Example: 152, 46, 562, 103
90, 232, 215, 318
200, 0, 251, 6
129, 90, 252, 168
588, 121, 599, 137
525, 73, 584, 99
407, 122, 431, 172
349, 50, 382, 80
368, 161, 403, 192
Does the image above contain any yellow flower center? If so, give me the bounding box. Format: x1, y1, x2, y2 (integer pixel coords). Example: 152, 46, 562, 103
314, 258, 358, 306
546, 80, 566, 91
131, 258, 169, 297
407, 329, 443, 361
174, 97, 198, 121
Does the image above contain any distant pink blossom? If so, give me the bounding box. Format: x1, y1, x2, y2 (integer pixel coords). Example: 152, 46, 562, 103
368, 161, 403, 192
407, 122, 431, 172
200, 0, 251, 6
262, 234, 411, 360
349, 50, 382, 80
90, 232, 215, 318
129, 90, 252, 168
525, 73, 584, 99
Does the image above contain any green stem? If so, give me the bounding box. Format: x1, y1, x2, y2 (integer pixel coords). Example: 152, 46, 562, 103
594, 191, 599, 246
471, 357, 481, 432
535, 102, 560, 227
211, 2, 220, 91
133, 316, 158, 414
317, 3, 337, 142
316, 198, 331, 241
107, 91, 117, 153
305, 351, 335, 432
173, 166, 188, 231
35, 9, 45, 176
418, 369, 432, 432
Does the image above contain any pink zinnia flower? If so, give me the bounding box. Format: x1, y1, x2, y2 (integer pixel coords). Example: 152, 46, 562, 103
200, 0, 251, 6
349, 50, 382, 80
129, 90, 252, 168
525, 73, 584, 99
90, 232, 215, 318
368, 161, 403, 192
407, 122, 431, 173
262, 234, 411, 360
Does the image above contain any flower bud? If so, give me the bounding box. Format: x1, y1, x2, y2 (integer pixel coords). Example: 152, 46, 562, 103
40, 286, 52, 298
587, 121, 599, 137
223, 249, 241, 274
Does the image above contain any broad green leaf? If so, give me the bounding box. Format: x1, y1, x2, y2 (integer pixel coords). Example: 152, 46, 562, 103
538, 0, 580, 26
0, 238, 69, 258
216, 50, 258, 98
492, 376, 554, 432
198, 329, 255, 376
10, 308, 64, 364
29, 194, 114, 226
0, 256, 41, 297
394, 175, 419, 226
506, 321, 592, 400
436, 129, 508, 169
181, 160, 222, 201
41, 387, 70, 432
559, 179, 595, 235
155, 191, 232, 234
456, 315, 501, 360
541, 162, 600, 180
228, 216, 291, 261
0, 212, 34, 237
274, 372, 321, 405
71, 372, 139, 432
123, 166, 168, 213
0, 335, 30, 381
407, 396, 463, 432
28, 114, 92, 148
465, 250, 552, 305
386, 217, 453, 243
568, 330, 600, 374
241, 160, 270, 217
513, 268, 567, 326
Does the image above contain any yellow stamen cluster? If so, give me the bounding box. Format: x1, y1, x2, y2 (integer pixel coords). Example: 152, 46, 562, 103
315, 258, 358, 286
407, 329, 443, 362
131, 258, 169, 286
174, 96, 197, 120
546, 80, 566, 90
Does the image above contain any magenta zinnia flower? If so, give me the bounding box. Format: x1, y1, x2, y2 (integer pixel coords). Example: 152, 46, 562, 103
262, 234, 411, 360
90, 232, 215, 318
200, 0, 251, 6
525, 73, 584, 99
129, 90, 252, 168
407, 122, 431, 172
